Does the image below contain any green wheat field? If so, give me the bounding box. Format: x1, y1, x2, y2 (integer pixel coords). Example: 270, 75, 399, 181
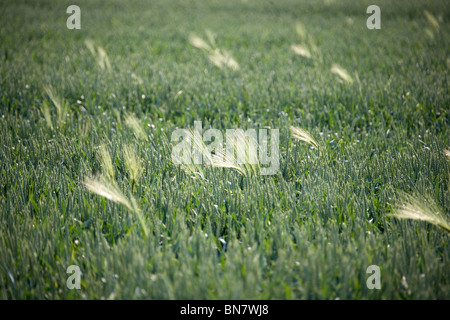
0, 0, 449, 299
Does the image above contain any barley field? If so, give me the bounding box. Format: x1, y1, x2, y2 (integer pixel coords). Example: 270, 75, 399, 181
0, 0, 449, 299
